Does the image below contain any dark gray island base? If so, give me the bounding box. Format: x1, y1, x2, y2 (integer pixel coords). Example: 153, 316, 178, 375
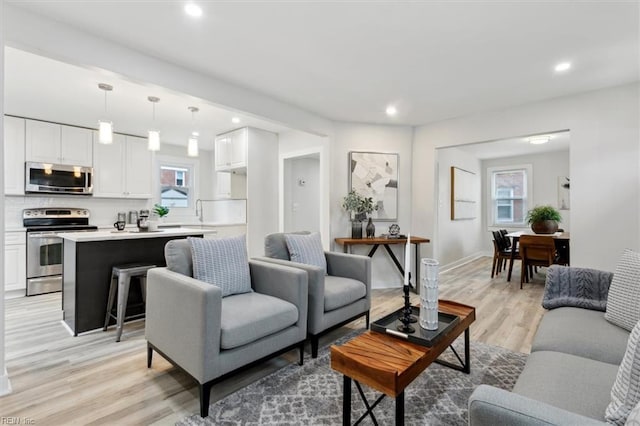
62, 230, 205, 335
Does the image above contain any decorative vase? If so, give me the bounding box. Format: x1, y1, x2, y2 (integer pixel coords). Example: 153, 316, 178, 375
351, 221, 363, 239
420, 258, 439, 330
366, 218, 375, 238
531, 220, 558, 234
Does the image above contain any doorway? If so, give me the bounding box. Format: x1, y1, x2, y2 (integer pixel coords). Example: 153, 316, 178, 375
283, 153, 321, 232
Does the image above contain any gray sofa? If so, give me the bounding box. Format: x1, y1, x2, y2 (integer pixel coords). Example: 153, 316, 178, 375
469, 264, 630, 425
257, 232, 371, 358
145, 239, 308, 418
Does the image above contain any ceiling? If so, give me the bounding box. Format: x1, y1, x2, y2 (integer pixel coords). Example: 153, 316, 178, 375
453, 131, 570, 160
7, 0, 638, 128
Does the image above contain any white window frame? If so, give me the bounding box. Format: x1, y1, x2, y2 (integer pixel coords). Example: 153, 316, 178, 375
487, 164, 532, 227
495, 187, 514, 222
156, 155, 198, 215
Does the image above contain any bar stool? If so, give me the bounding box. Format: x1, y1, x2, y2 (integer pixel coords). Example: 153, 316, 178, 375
103, 263, 156, 342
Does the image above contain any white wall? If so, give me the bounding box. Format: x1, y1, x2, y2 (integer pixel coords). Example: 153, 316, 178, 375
279, 129, 331, 248
413, 83, 639, 271
435, 147, 483, 268
0, 0, 9, 398
331, 122, 415, 288
284, 157, 320, 233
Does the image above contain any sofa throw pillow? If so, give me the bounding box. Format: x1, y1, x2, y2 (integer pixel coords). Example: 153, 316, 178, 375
188, 236, 252, 297
605, 249, 640, 331
626, 400, 640, 426
284, 232, 327, 274
606, 320, 640, 425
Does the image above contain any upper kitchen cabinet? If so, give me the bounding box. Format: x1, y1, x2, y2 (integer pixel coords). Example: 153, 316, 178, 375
4, 116, 26, 195
213, 126, 278, 257
215, 127, 247, 171
25, 120, 93, 167
93, 133, 152, 198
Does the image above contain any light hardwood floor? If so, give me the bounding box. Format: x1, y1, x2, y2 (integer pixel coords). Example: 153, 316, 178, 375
2, 256, 546, 425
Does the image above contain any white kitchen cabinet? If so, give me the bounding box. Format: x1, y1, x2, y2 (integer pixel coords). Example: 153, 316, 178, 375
213, 127, 278, 257
93, 133, 152, 198
4, 116, 26, 195
25, 120, 93, 166
215, 127, 247, 171
125, 135, 152, 198
5, 231, 26, 294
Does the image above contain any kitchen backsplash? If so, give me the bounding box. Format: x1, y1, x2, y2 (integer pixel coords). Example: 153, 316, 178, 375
4, 195, 150, 228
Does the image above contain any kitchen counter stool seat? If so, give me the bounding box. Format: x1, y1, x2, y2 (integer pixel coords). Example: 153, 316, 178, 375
103, 263, 156, 342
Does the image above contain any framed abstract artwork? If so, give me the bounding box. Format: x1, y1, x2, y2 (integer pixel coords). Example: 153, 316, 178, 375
349, 151, 398, 221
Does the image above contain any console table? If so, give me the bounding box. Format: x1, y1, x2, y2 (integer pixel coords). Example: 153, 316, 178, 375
334, 236, 430, 293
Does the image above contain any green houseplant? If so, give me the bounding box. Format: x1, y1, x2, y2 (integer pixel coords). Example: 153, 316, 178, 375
152, 204, 170, 219
526, 205, 562, 234
342, 191, 377, 238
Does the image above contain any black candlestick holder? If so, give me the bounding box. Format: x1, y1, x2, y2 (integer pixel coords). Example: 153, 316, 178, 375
397, 274, 416, 333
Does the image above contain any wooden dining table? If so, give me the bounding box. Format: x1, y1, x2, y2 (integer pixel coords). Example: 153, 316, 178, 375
504, 231, 570, 281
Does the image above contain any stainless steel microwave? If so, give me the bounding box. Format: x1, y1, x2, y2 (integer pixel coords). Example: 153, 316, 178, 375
25, 162, 93, 195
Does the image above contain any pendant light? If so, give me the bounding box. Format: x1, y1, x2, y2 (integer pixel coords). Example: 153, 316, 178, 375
187, 106, 199, 157
97, 83, 113, 144
147, 96, 161, 151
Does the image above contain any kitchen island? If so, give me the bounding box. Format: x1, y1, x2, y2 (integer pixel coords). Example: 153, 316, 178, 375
62, 228, 212, 335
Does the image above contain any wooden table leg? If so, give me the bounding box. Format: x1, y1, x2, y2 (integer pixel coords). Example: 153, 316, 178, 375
343, 375, 351, 425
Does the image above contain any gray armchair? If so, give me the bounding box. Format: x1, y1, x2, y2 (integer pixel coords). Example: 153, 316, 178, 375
145, 239, 308, 418
256, 232, 371, 358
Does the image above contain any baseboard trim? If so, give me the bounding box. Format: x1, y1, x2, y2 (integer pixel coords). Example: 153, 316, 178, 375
0, 367, 13, 397
440, 252, 489, 274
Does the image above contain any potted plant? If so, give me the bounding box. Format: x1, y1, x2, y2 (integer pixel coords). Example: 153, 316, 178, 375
342, 191, 377, 238
526, 205, 562, 234
152, 204, 170, 221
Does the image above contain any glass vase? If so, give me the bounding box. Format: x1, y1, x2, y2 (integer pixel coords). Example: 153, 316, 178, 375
351, 221, 363, 239
420, 258, 439, 330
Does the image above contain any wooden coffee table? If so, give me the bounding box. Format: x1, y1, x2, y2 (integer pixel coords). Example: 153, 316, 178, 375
330, 300, 476, 425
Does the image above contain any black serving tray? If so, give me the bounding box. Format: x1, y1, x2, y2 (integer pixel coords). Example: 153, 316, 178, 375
370, 306, 460, 347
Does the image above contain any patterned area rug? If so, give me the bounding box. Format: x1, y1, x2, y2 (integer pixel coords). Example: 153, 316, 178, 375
177, 331, 527, 425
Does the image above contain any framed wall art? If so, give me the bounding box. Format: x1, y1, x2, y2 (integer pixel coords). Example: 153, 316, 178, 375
451, 166, 477, 220
349, 151, 398, 221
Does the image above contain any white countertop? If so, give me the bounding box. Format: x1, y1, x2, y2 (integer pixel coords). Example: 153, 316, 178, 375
61, 227, 214, 242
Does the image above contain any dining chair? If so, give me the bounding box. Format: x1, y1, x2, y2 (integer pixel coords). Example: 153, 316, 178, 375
518, 235, 557, 288
491, 231, 519, 278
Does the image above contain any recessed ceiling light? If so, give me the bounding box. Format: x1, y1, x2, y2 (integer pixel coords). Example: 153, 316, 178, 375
192, 131, 199, 137
185, 3, 203, 18
554, 62, 572, 73
385, 105, 397, 117
529, 135, 551, 145
231, 117, 241, 124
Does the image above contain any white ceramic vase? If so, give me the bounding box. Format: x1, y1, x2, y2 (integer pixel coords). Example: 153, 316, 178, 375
420, 258, 439, 330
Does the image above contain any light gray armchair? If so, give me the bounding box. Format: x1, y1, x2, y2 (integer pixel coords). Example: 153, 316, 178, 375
145, 239, 308, 418
256, 232, 371, 358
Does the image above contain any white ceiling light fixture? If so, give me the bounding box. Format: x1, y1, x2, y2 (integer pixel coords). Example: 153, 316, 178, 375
184, 3, 203, 18
529, 135, 551, 145
231, 117, 241, 124
147, 96, 161, 151
554, 62, 572, 73
97, 83, 113, 144
187, 106, 199, 157
385, 105, 397, 117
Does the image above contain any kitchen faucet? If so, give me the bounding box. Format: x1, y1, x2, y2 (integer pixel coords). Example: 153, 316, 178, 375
195, 199, 218, 223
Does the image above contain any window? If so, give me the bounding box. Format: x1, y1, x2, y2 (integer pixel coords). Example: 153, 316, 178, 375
160, 165, 192, 208
488, 165, 531, 226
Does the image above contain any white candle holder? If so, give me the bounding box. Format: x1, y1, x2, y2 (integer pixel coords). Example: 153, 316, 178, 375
420, 258, 439, 330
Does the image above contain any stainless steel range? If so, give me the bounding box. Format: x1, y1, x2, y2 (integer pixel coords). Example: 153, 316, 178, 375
23, 208, 98, 296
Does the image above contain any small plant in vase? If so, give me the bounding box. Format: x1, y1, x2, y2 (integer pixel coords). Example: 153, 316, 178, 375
526, 205, 562, 234
342, 191, 377, 238
152, 204, 170, 221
